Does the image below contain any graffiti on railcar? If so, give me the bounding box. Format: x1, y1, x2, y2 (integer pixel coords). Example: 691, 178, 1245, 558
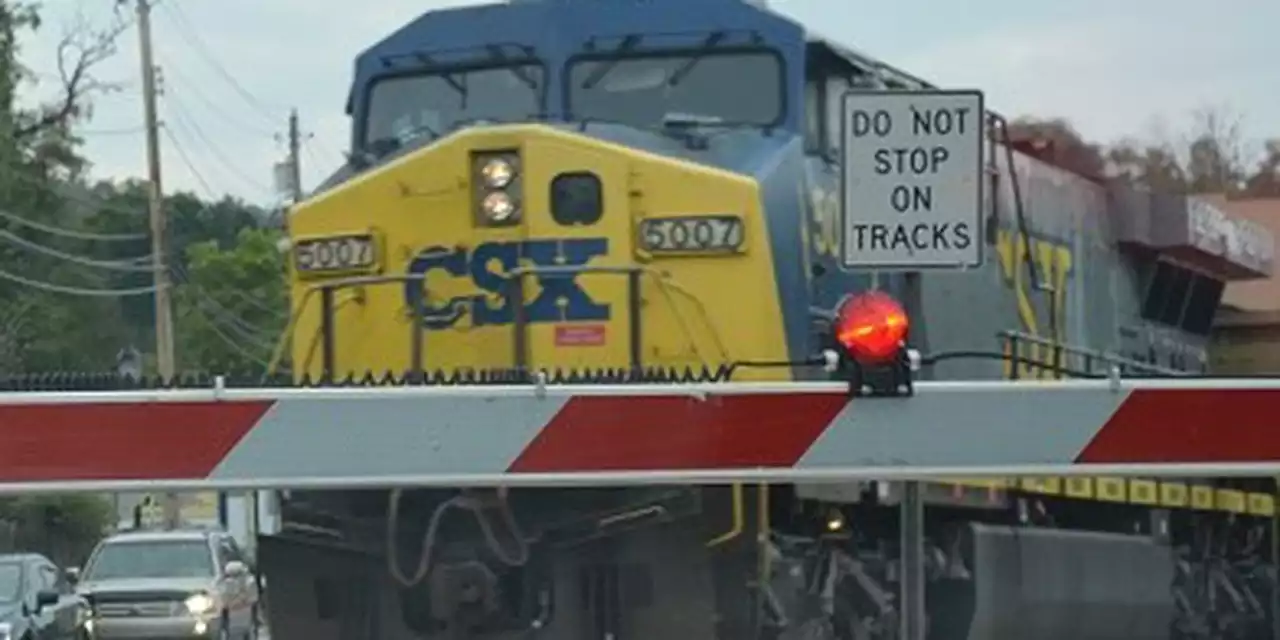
995, 228, 1075, 379
808, 182, 842, 260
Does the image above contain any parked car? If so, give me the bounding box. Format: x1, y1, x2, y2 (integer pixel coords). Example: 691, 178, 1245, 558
72, 527, 259, 640
0, 552, 91, 640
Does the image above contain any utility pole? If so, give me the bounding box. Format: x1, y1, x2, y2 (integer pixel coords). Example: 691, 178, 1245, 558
136, 0, 179, 528
288, 109, 303, 202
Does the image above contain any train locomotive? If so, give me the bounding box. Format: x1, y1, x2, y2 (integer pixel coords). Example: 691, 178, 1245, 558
259, 0, 1280, 638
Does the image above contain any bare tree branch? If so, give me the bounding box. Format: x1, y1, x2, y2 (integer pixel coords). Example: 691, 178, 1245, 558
1182, 104, 1249, 194
12, 10, 127, 141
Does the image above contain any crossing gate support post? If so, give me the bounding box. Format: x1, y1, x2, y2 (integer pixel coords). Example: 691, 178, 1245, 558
900, 481, 926, 640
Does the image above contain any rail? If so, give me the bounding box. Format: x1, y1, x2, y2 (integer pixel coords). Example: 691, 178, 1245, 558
1000, 330, 1189, 379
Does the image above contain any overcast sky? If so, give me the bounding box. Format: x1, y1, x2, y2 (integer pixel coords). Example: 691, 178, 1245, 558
18, 0, 1275, 207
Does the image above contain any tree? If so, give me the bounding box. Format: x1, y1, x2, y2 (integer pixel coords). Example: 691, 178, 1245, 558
0, 494, 113, 566
1243, 139, 1280, 197
173, 226, 287, 374
1104, 139, 1186, 192
1182, 106, 1248, 195
1008, 107, 1280, 199
78, 178, 273, 345
0, 2, 135, 373
1004, 117, 1107, 180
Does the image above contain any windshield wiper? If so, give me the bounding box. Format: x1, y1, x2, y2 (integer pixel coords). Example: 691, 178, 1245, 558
413, 52, 467, 97
579, 34, 643, 90
665, 31, 726, 87
483, 45, 539, 91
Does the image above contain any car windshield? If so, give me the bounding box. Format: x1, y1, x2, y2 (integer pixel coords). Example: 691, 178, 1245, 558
0, 563, 19, 601
567, 50, 782, 130
84, 540, 214, 580
364, 63, 544, 152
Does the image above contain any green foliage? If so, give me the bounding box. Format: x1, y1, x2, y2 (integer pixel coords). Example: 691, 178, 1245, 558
0, 494, 113, 566
175, 226, 288, 373
0, 1, 286, 376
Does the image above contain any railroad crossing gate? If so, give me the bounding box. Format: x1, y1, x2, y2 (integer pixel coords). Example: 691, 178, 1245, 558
0, 377, 1278, 491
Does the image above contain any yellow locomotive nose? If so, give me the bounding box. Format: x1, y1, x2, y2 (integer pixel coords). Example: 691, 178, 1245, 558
285, 124, 790, 382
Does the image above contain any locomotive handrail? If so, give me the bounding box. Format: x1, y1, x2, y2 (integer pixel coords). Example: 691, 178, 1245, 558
506, 263, 729, 370
267, 273, 430, 380
274, 264, 730, 383
1000, 330, 1189, 378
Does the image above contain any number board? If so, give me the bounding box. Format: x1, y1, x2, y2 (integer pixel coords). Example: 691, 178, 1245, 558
293, 234, 379, 276
639, 216, 744, 255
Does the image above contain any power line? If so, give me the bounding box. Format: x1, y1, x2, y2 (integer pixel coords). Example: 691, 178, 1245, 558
0, 165, 157, 229
0, 226, 157, 272
167, 224, 287, 322
0, 207, 147, 241
169, 261, 282, 368
159, 122, 215, 195
158, 1, 281, 123
156, 61, 275, 137
0, 267, 161, 297
189, 308, 271, 367
156, 120, 291, 324
165, 92, 274, 195
78, 126, 146, 136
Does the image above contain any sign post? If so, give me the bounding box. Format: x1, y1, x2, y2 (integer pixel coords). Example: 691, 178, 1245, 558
839, 89, 985, 270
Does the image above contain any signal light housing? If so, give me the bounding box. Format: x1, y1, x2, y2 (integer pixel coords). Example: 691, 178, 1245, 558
823, 291, 918, 397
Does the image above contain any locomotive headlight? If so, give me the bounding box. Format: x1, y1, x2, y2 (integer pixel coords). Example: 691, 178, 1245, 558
480, 158, 515, 188
481, 191, 518, 222
471, 150, 521, 226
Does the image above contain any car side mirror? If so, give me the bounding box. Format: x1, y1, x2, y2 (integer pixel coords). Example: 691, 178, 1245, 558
36, 589, 58, 609
64, 567, 80, 586
224, 561, 248, 578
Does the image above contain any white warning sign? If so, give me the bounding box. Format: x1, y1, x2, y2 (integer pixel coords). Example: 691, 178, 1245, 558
840, 90, 985, 269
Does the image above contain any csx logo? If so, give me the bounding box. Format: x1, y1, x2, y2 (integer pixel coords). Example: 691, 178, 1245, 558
404, 238, 610, 330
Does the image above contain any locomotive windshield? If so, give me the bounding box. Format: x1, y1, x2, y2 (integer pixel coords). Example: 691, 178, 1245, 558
364, 63, 545, 152
566, 50, 782, 129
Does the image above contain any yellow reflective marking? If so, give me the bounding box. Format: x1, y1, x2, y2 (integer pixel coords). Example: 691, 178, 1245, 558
1019, 477, 1061, 495
950, 478, 1006, 490
1247, 492, 1275, 517
1160, 482, 1188, 507
1096, 477, 1126, 502
1191, 486, 1215, 510
1064, 477, 1093, 499
1216, 489, 1246, 514
1128, 480, 1158, 505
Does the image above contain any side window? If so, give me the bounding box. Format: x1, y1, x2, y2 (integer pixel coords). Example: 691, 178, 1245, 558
824, 75, 852, 154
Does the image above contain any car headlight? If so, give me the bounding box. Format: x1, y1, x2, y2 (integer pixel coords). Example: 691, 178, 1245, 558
0, 621, 11, 640
184, 592, 214, 615
480, 158, 515, 189
481, 191, 518, 222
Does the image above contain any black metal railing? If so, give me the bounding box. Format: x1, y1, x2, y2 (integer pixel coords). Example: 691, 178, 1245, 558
302, 264, 713, 385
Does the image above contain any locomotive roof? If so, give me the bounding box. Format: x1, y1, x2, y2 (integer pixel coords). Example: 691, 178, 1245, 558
804, 30, 937, 91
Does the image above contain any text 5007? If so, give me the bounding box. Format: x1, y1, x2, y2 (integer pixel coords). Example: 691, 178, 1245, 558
294, 234, 377, 274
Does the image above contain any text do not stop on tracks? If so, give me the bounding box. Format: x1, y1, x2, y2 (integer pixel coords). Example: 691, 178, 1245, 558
839, 90, 985, 270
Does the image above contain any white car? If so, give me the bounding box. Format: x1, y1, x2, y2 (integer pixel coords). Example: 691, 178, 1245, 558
73, 528, 260, 640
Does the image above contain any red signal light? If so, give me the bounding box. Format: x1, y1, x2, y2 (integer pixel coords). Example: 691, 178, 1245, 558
834, 291, 909, 364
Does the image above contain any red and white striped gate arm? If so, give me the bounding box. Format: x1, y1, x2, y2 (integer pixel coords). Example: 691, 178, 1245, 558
0, 378, 1279, 492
